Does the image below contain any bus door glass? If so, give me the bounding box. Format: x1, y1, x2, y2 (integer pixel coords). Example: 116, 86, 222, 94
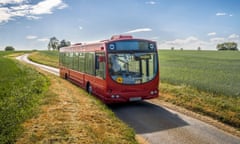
95, 53, 106, 79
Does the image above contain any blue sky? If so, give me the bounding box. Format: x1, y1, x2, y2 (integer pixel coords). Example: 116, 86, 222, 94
0, 0, 239, 50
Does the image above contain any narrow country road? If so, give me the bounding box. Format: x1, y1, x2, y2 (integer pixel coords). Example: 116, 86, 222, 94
16, 54, 59, 76
17, 54, 240, 144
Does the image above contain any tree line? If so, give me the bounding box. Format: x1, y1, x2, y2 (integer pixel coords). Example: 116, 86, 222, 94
2, 37, 71, 51
170, 42, 238, 51
48, 37, 71, 51
216, 42, 238, 51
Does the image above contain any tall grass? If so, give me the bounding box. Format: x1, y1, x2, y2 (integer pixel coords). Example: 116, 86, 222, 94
0, 52, 49, 143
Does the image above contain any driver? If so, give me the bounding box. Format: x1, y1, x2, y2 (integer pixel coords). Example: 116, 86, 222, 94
109, 55, 121, 73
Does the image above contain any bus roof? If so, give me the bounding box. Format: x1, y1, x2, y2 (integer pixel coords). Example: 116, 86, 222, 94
60, 35, 156, 52
110, 35, 133, 40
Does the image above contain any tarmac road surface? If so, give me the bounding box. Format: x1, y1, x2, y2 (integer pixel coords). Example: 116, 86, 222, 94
17, 54, 240, 144
110, 101, 240, 144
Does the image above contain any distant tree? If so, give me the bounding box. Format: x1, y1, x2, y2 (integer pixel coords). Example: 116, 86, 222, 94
180, 48, 183, 51
217, 42, 238, 51
198, 46, 201, 51
48, 37, 59, 51
171, 47, 174, 50
58, 39, 71, 50
5, 46, 15, 51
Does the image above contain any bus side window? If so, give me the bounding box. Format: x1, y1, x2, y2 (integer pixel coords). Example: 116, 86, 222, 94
85, 53, 95, 75
79, 52, 85, 72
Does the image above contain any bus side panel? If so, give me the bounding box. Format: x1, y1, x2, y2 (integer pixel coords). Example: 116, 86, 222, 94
69, 70, 85, 88
60, 67, 69, 79
93, 77, 106, 100
84, 74, 106, 100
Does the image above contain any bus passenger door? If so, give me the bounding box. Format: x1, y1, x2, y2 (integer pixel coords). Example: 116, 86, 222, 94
95, 53, 106, 97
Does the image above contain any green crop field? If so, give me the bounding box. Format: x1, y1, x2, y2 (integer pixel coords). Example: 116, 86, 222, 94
0, 51, 49, 143
159, 50, 240, 97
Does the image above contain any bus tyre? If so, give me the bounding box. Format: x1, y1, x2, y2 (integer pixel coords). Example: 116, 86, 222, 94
87, 83, 92, 94
64, 73, 68, 79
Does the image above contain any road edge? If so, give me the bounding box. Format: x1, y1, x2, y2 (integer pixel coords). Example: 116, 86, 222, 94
149, 99, 240, 138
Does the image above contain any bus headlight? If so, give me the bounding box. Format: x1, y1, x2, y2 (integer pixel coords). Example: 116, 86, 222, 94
111, 95, 120, 98
150, 90, 158, 95
150, 91, 154, 95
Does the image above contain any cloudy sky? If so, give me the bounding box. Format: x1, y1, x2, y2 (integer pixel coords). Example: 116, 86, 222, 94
0, 0, 239, 50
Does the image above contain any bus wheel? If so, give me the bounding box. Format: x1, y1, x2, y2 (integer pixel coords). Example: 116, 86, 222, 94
87, 83, 92, 94
64, 73, 68, 79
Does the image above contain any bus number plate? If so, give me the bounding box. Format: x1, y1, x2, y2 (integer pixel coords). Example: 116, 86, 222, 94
129, 97, 142, 101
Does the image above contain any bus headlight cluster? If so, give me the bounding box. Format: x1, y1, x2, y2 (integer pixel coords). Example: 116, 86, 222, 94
150, 90, 158, 95
111, 95, 120, 98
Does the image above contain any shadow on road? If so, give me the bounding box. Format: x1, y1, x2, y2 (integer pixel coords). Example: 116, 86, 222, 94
109, 101, 189, 134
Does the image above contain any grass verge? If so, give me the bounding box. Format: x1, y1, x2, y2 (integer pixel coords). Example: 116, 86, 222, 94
159, 83, 240, 130
16, 67, 137, 144
0, 52, 49, 143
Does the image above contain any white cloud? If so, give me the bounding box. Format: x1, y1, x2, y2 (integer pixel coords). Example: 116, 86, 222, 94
30, 0, 67, 15
79, 26, 83, 30
158, 36, 210, 50
157, 36, 238, 50
38, 38, 49, 42
0, 0, 67, 23
26, 35, 37, 39
210, 37, 225, 42
132, 31, 240, 50
228, 34, 239, 39
145, 1, 156, 5
165, 36, 198, 45
125, 28, 152, 34
207, 32, 216, 36
216, 12, 227, 16
10, 4, 30, 11
216, 12, 233, 17
0, 7, 12, 23
9, 5, 31, 17
26, 36, 49, 42
57, 2, 67, 9
26, 15, 41, 20
0, 0, 26, 5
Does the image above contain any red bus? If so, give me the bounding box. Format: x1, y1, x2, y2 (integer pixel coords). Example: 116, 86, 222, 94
59, 35, 159, 103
